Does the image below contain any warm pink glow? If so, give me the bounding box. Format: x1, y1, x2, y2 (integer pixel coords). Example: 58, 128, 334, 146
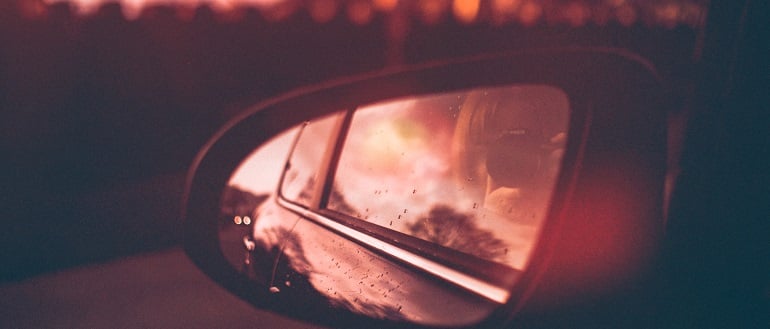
43, 0, 287, 18
373, 0, 398, 12
417, 0, 448, 25
655, 3, 681, 29
347, 0, 374, 25
228, 128, 298, 196
563, 2, 590, 27
518, 1, 542, 26
308, 0, 338, 23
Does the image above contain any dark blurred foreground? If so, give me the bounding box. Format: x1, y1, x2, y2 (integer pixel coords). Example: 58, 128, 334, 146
0, 247, 327, 329
0, 1, 698, 282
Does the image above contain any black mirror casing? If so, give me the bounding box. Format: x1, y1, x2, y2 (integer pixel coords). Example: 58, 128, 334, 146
182, 48, 667, 328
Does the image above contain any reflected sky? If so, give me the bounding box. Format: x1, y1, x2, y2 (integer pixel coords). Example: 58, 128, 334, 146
280, 113, 342, 205
330, 86, 569, 269
332, 97, 470, 228
229, 127, 297, 196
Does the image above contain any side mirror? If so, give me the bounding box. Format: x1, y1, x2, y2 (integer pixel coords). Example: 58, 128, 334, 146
183, 49, 667, 328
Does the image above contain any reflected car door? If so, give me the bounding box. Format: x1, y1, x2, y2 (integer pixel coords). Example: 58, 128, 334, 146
250, 111, 499, 326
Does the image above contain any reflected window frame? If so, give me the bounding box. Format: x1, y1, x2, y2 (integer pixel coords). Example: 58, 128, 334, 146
278, 111, 347, 209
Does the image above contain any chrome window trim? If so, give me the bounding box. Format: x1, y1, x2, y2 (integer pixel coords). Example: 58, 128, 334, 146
277, 196, 512, 304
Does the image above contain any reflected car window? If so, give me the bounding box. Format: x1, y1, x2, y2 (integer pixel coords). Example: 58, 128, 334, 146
328, 85, 569, 269
280, 112, 342, 207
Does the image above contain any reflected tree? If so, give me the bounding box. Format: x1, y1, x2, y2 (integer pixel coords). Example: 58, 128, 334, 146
328, 185, 358, 218
408, 205, 509, 262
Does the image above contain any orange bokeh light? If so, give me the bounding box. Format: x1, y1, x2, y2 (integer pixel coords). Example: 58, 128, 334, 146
452, 0, 480, 24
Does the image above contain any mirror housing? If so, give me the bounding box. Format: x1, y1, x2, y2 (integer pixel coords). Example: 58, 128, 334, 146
183, 48, 666, 328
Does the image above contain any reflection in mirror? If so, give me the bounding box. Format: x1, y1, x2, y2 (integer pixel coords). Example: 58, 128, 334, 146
279, 113, 343, 206
218, 85, 570, 327
218, 128, 298, 276
329, 85, 569, 270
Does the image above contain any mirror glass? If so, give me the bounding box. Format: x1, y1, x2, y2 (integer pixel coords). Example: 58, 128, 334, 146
218, 127, 299, 275
327, 86, 569, 270
219, 85, 570, 326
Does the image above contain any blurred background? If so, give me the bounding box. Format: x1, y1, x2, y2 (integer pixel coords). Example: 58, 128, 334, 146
0, 2, 705, 326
